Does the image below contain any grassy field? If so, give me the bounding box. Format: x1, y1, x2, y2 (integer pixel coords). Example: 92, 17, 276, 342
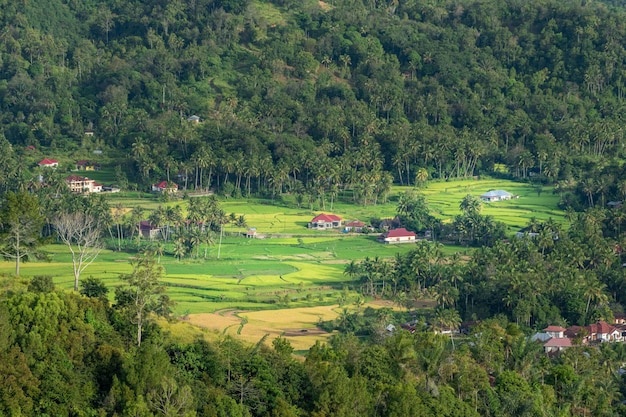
0, 178, 565, 347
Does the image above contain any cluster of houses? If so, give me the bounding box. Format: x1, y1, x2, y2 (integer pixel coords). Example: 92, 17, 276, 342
307, 213, 419, 244
533, 319, 626, 354
37, 157, 178, 195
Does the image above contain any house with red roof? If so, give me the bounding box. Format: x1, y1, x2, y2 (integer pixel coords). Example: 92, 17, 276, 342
65, 175, 102, 194
38, 158, 59, 168
588, 321, 621, 342
140, 221, 162, 240
344, 220, 367, 233
308, 214, 343, 229
544, 325, 567, 339
538, 320, 625, 354
152, 181, 178, 193
544, 337, 572, 354
378, 228, 417, 244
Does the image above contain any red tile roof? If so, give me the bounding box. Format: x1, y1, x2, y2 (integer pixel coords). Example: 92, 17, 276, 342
38, 158, 58, 165
311, 213, 342, 222
345, 220, 366, 227
544, 337, 572, 347
589, 321, 616, 335
383, 228, 416, 238
544, 326, 567, 332
564, 325, 583, 339
154, 181, 178, 189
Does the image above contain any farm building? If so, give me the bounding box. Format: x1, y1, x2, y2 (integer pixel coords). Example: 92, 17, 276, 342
480, 190, 513, 202
308, 214, 342, 229
75, 160, 100, 171
377, 228, 416, 244
344, 220, 367, 232
38, 158, 59, 168
152, 181, 179, 193
140, 221, 161, 239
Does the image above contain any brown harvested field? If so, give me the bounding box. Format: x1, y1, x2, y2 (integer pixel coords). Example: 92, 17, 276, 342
185, 302, 407, 351
186, 313, 242, 333
187, 305, 340, 351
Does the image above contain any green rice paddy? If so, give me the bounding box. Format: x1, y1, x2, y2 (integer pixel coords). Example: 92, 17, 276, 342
1, 178, 565, 314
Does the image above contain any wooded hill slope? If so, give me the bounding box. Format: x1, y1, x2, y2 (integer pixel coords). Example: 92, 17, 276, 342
1, 0, 626, 205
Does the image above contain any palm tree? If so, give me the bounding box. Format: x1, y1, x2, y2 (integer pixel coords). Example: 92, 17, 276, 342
584, 277, 608, 318
129, 206, 145, 241
173, 239, 186, 261
537, 228, 554, 255
235, 215, 247, 229
581, 178, 596, 207
216, 210, 227, 259
202, 230, 215, 259
192, 145, 212, 190
459, 194, 482, 216
154, 241, 165, 263
344, 260, 361, 280
321, 55, 332, 68
433, 308, 461, 350
339, 54, 351, 74
415, 167, 428, 188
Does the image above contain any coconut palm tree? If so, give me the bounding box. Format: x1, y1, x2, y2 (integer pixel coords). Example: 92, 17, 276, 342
415, 167, 428, 188
459, 194, 482, 216
433, 308, 461, 350
173, 239, 186, 261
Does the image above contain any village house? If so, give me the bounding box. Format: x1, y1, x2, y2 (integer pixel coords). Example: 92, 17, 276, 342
543, 337, 572, 353
308, 214, 343, 229
38, 158, 59, 168
377, 228, 417, 244
75, 160, 100, 171
480, 190, 513, 202
536, 321, 626, 354
152, 181, 179, 193
344, 220, 367, 233
139, 221, 161, 240
65, 175, 102, 194
245, 227, 257, 238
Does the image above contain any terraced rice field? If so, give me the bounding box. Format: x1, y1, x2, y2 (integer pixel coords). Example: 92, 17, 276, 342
0, 178, 566, 348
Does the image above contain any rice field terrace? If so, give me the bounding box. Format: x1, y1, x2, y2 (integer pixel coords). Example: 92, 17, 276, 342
0, 178, 566, 347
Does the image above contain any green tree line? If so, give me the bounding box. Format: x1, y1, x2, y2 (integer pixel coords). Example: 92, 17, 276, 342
2, 0, 626, 207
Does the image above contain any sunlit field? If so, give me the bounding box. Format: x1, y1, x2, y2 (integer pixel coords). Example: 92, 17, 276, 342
0, 178, 565, 326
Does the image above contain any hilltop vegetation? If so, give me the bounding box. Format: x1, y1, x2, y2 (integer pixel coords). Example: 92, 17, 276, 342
0, 0, 626, 209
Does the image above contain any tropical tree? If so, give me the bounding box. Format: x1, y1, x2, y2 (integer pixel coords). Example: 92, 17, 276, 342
115, 252, 171, 346
415, 167, 428, 188
0, 191, 43, 276
459, 194, 482, 216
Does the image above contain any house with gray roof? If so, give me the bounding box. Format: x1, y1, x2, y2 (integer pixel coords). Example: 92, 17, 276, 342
480, 190, 513, 202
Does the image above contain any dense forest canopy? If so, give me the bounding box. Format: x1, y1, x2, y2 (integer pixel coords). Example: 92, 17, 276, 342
1, 0, 626, 207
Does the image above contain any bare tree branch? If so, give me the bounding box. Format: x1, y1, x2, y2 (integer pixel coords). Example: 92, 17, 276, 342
53, 212, 103, 291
